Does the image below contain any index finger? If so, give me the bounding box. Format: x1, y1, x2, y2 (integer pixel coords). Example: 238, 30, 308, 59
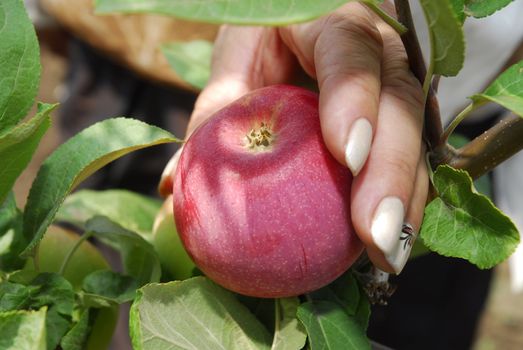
279, 2, 383, 175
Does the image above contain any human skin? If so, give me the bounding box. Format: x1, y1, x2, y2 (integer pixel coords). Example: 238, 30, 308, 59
162, 2, 428, 274
174, 85, 364, 297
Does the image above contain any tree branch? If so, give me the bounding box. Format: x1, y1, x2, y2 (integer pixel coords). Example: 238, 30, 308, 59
446, 113, 523, 179
394, 0, 443, 151
394, 1, 523, 182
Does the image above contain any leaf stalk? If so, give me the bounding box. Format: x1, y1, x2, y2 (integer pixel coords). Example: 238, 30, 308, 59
58, 231, 93, 275
441, 103, 480, 142
364, 2, 407, 34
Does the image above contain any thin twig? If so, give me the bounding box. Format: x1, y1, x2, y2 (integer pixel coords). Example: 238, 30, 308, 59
393, 1, 523, 186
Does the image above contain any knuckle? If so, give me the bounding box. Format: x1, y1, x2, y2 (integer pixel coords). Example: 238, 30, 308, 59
381, 40, 425, 111
314, 11, 384, 91
382, 73, 425, 112
316, 11, 383, 62
328, 12, 383, 54
377, 149, 418, 191
321, 70, 379, 100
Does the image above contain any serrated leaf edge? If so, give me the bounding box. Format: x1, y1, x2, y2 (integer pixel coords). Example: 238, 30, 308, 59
21, 117, 180, 257
422, 165, 519, 268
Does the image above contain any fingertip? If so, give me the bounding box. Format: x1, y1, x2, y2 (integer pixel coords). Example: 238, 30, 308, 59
357, 157, 429, 275
365, 222, 416, 275
344, 117, 373, 176
158, 146, 184, 197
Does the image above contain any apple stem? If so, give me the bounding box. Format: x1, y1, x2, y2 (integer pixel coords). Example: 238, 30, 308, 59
58, 231, 93, 276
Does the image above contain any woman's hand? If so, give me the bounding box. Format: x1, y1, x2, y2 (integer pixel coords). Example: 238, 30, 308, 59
160, 2, 428, 274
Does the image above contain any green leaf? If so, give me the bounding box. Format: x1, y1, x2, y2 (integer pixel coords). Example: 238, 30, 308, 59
0, 193, 25, 270
85, 216, 161, 285
420, 0, 465, 76
130, 277, 272, 350
60, 309, 92, 350
5, 269, 39, 286
297, 301, 370, 350
1, 273, 75, 314
82, 270, 138, 305
0, 273, 76, 349
0, 103, 55, 203
235, 296, 276, 333
470, 60, 523, 117
354, 292, 370, 331
56, 189, 161, 239
45, 307, 73, 350
0, 193, 18, 235
21, 118, 179, 257
0, 0, 41, 133
272, 298, 306, 350
308, 272, 371, 330
464, 0, 514, 18
0, 308, 47, 350
309, 272, 361, 315
0, 281, 38, 311
28, 274, 75, 349
95, 0, 364, 25
420, 165, 519, 269
163, 41, 213, 90
449, 0, 465, 23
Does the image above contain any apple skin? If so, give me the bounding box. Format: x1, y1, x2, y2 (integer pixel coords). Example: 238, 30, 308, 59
152, 195, 197, 280
173, 85, 363, 298
24, 225, 109, 289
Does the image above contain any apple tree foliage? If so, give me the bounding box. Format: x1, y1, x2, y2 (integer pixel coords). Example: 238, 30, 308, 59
1, 0, 522, 349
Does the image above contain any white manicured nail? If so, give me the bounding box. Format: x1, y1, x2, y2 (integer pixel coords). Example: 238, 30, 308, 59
371, 197, 405, 254
345, 118, 372, 176
389, 223, 416, 274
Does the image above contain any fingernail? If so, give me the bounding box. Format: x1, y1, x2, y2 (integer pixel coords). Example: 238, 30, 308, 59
389, 223, 417, 274
158, 146, 184, 197
344, 118, 372, 176
371, 197, 405, 254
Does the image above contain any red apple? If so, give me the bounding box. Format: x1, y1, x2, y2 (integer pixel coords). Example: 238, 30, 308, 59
173, 85, 363, 298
